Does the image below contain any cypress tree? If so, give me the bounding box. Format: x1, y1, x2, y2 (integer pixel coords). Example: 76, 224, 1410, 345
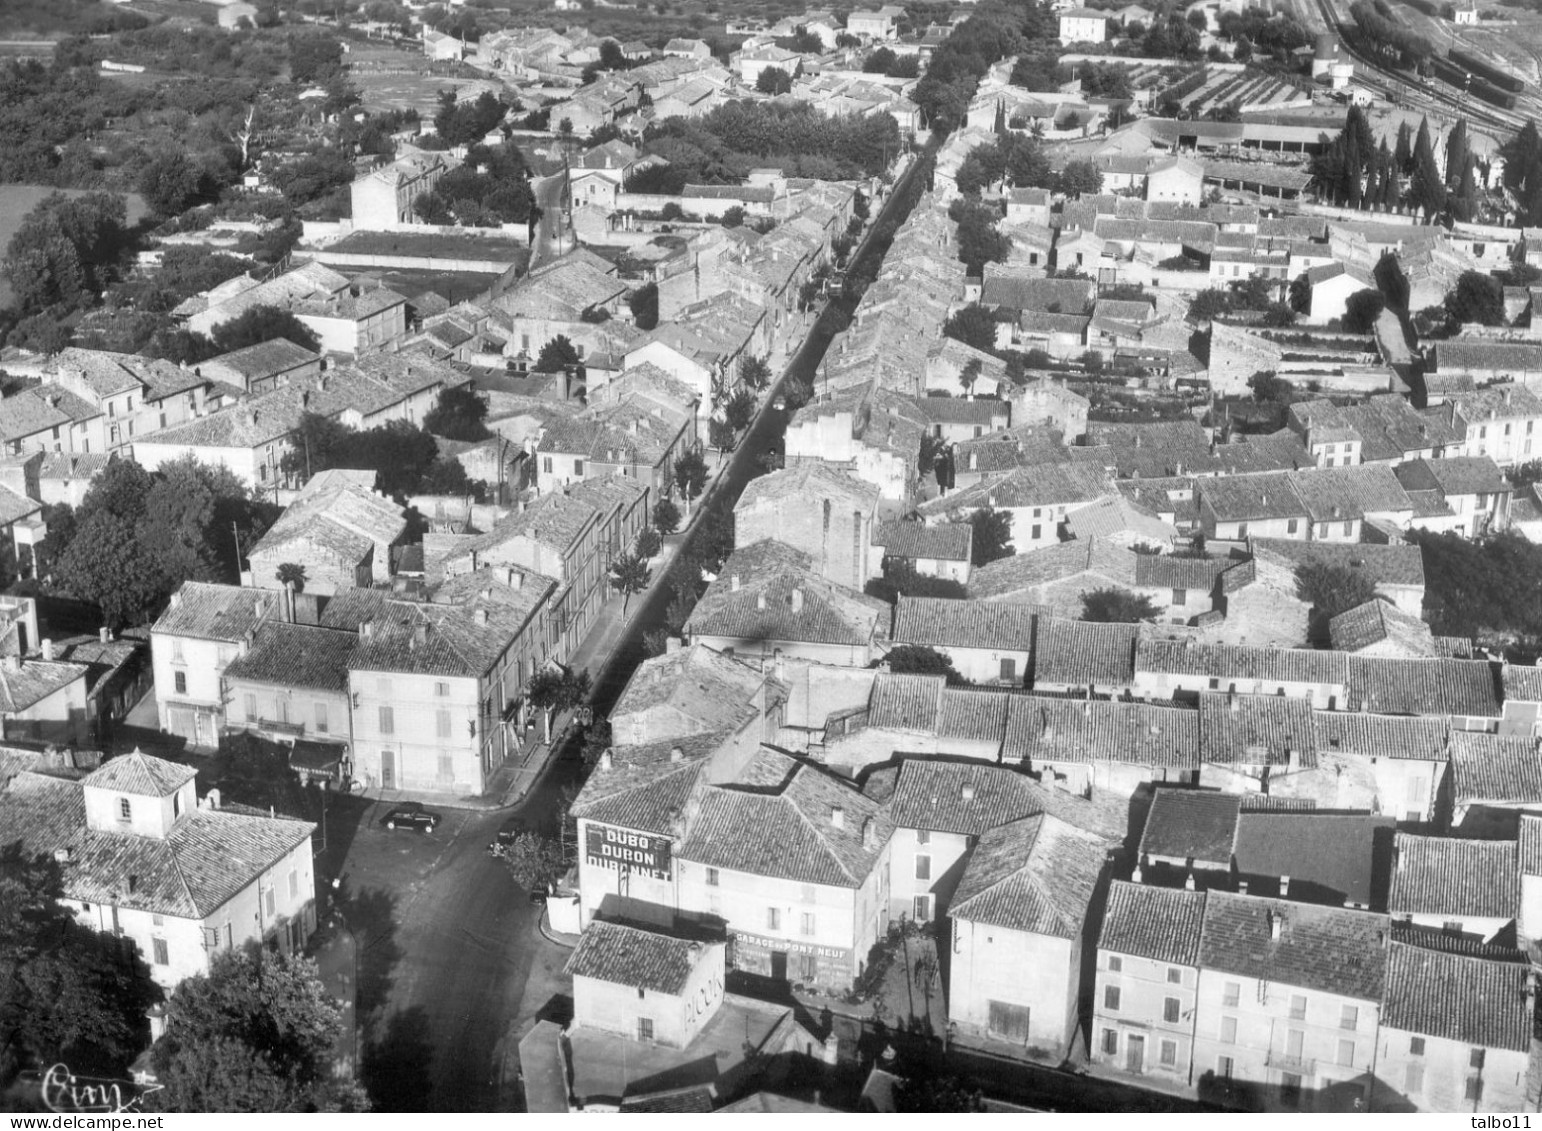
1446, 118, 1469, 189
1411, 115, 1446, 219
1345, 131, 1364, 208
1503, 120, 1541, 190
1394, 120, 1413, 175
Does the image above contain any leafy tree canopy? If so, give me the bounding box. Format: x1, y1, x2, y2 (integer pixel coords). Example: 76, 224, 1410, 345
967, 506, 1014, 566
424, 385, 491, 441
1081, 586, 1161, 623
880, 644, 966, 684
211, 305, 321, 355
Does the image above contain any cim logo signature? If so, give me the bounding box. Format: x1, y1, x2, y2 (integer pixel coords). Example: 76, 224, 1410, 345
37, 1064, 160, 1115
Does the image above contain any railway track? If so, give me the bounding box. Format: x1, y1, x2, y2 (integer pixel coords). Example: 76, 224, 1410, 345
1311, 0, 1528, 134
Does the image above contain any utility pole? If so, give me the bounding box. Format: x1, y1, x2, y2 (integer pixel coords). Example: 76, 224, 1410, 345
231, 521, 243, 581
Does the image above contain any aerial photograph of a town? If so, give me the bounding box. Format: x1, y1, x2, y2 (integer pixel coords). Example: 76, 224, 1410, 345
5, 0, 1542, 1115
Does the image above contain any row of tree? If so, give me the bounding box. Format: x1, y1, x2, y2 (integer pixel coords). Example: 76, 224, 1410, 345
1310, 110, 1478, 221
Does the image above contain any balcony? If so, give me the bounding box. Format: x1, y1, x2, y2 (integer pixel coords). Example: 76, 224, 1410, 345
255, 717, 306, 738
1266, 1050, 1316, 1076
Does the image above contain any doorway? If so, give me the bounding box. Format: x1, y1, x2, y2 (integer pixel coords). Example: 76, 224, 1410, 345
381, 749, 395, 790
1126, 1034, 1145, 1074
771, 951, 788, 982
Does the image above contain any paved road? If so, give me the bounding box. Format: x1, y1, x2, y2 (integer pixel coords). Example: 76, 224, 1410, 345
322, 788, 576, 1111
526, 173, 568, 274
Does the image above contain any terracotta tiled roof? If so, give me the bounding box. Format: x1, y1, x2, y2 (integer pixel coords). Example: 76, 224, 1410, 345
736, 461, 878, 514
1198, 891, 1388, 1001
611, 645, 768, 741
569, 733, 722, 835
1032, 617, 1137, 687
153, 582, 276, 642
1249, 538, 1425, 589
969, 539, 1136, 601
1389, 832, 1517, 921
1521, 814, 1542, 876
686, 541, 887, 649
1004, 694, 1200, 768
1233, 811, 1395, 910
1098, 880, 1205, 966
1138, 788, 1240, 865
1198, 691, 1316, 767
873, 521, 972, 563
681, 757, 889, 888
949, 814, 1107, 937
1502, 664, 1542, 702
867, 671, 946, 731
1328, 599, 1437, 656
1313, 711, 1449, 762
565, 919, 708, 994
83, 750, 197, 797
1449, 731, 1542, 805
1382, 941, 1531, 1052
1136, 638, 1347, 687
888, 761, 1042, 836
890, 596, 1036, 653
223, 623, 356, 692
1346, 656, 1501, 718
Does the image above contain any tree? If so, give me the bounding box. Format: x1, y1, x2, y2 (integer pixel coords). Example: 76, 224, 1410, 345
1410, 114, 1447, 219
1511, 459, 1542, 487
424, 385, 491, 441
138, 152, 206, 218
609, 551, 651, 611
653, 496, 681, 534
1261, 301, 1296, 327
1408, 529, 1542, 638
755, 66, 793, 94
1081, 586, 1161, 623
865, 46, 898, 72
881, 644, 965, 684
1288, 272, 1312, 315
724, 388, 757, 431
502, 832, 565, 891
55, 461, 165, 627
1248, 369, 1294, 403
739, 355, 772, 391
526, 666, 591, 742
211, 306, 321, 355
709, 417, 738, 453
959, 356, 982, 397
0, 844, 159, 1077
1446, 117, 1470, 189
720, 205, 746, 228
628, 282, 659, 331
635, 527, 662, 558
673, 446, 708, 512
942, 303, 998, 352
535, 334, 581, 373
1445, 270, 1506, 327
1055, 160, 1103, 198
1342, 288, 1386, 333
148, 949, 360, 1113
967, 506, 1014, 566
1188, 289, 1231, 323
3, 191, 128, 314
1295, 560, 1378, 619
275, 562, 307, 592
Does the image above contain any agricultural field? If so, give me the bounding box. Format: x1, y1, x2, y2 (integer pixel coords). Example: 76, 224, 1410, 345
1161, 65, 1314, 115
347, 43, 509, 116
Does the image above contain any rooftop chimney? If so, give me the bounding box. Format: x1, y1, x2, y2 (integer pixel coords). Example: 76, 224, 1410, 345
669, 745, 684, 763
1131, 864, 1143, 883
4, 654, 22, 673
790, 588, 803, 613
830, 805, 845, 830
1184, 872, 1196, 892
600, 747, 614, 771
40, 638, 53, 662
1269, 909, 1284, 940
961, 781, 975, 801
1280, 874, 1291, 898
506, 567, 522, 589
412, 622, 428, 648
757, 592, 766, 610
1238, 879, 1249, 895
475, 608, 488, 626
731, 574, 741, 592
360, 619, 374, 641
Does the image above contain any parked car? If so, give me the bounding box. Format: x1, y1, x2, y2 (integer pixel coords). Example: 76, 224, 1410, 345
528, 885, 550, 906
383, 803, 440, 833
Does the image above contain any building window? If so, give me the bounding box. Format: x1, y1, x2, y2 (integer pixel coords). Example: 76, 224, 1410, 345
243, 692, 257, 719
915, 854, 931, 881
916, 829, 930, 846
801, 912, 815, 936
1335, 1039, 1355, 1068
118, 797, 131, 821
379, 706, 394, 735
1342, 520, 1353, 536
435, 681, 450, 697
1108, 955, 1122, 972
574, 459, 585, 476
1172, 588, 1186, 606
288, 869, 299, 899
1317, 522, 1329, 538
152, 913, 163, 927
436, 710, 452, 739
1289, 994, 1306, 1020
315, 702, 328, 733
637, 1017, 653, 1041
1471, 1048, 1486, 1070
1340, 1005, 1358, 1031
152, 937, 169, 966
1220, 1016, 1236, 1045
1159, 1039, 1177, 1068
1167, 967, 1181, 984
766, 907, 781, 931
542, 457, 553, 474
1103, 985, 1121, 1011
1410, 1037, 1425, 1056
1102, 1029, 1119, 1056
1466, 1077, 1483, 1102
999, 657, 1016, 682
912, 895, 930, 921
264, 887, 276, 918
1405, 1063, 1424, 1094
706, 867, 719, 886
174, 671, 187, 695
1217, 1055, 1234, 1079
1237, 522, 1248, 538
1163, 997, 1180, 1024
1223, 981, 1239, 1008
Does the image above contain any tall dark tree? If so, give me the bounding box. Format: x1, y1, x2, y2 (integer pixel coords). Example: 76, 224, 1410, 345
1446, 118, 1470, 189
880, 644, 966, 684
424, 385, 491, 441
1394, 120, 1414, 176
942, 303, 998, 352
1501, 120, 1541, 190
1445, 270, 1506, 326
1081, 587, 1161, 623
1410, 115, 1447, 219
3, 191, 128, 314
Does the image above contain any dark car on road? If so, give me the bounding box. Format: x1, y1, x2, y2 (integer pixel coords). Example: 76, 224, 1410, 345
383, 803, 440, 833
487, 814, 530, 857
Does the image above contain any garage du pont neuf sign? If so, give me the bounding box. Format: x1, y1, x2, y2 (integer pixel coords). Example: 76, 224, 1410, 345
584, 823, 672, 881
